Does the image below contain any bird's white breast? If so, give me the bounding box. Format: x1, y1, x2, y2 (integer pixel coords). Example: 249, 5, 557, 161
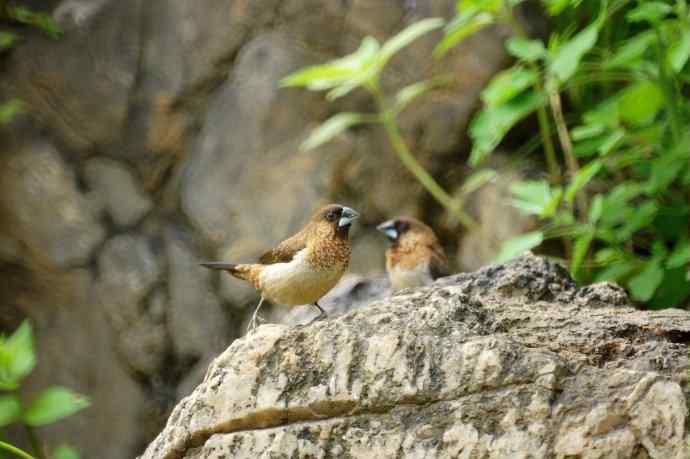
259, 249, 344, 306
389, 261, 433, 291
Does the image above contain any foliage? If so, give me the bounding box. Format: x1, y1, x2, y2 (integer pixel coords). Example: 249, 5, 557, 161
438, 0, 690, 308
0, 321, 88, 459
0, 3, 62, 126
283, 0, 690, 308
281, 18, 492, 229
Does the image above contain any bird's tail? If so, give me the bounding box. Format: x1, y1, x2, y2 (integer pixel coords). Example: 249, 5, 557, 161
200, 262, 255, 282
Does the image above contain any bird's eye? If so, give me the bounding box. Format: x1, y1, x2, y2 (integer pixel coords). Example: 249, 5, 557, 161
397, 221, 410, 233
326, 210, 338, 222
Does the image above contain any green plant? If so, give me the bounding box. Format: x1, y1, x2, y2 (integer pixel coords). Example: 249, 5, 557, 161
281, 18, 495, 229
0, 2, 62, 125
437, 0, 690, 308
0, 321, 88, 459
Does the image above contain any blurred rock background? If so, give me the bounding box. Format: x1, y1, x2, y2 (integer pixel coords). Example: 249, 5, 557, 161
0, 1, 538, 457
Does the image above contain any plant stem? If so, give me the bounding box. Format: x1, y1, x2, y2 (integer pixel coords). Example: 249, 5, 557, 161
24, 427, 45, 459
655, 28, 682, 144
370, 84, 478, 229
0, 441, 36, 459
549, 89, 588, 217
501, 2, 562, 185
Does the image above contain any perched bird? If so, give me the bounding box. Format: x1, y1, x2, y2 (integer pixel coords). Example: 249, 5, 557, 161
201, 204, 359, 332
376, 216, 449, 291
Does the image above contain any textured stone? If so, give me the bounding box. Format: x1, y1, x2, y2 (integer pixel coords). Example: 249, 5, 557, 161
84, 158, 153, 226
0, 141, 105, 267
95, 234, 166, 375
165, 227, 230, 362
7, 0, 142, 151
141, 255, 690, 459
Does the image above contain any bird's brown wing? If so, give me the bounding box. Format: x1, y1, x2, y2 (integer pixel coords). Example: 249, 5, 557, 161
258, 231, 307, 264
429, 249, 450, 280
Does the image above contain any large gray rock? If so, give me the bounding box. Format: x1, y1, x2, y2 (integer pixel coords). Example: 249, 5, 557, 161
95, 234, 167, 375
84, 158, 153, 226
0, 141, 105, 267
141, 255, 690, 459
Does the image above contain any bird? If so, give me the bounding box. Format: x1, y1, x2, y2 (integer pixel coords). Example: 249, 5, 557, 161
201, 204, 359, 332
376, 216, 449, 291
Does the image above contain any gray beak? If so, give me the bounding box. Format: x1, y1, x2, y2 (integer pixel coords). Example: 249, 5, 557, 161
377, 220, 398, 241
338, 207, 359, 228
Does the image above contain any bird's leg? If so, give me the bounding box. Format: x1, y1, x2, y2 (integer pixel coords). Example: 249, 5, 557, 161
309, 301, 328, 322
247, 297, 266, 334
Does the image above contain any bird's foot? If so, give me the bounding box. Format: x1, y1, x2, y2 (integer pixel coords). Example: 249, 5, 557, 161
246, 314, 266, 334
304, 310, 328, 326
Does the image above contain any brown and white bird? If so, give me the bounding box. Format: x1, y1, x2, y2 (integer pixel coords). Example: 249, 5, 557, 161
201, 204, 359, 332
376, 217, 449, 291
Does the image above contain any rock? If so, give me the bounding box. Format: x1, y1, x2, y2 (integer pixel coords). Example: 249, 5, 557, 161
0, 141, 105, 267
84, 158, 153, 226
165, 227, 231, 362
141, 254, 690, 459
95, 234, 166, 374
7, 0, 142, 152
18, 268, 147, 459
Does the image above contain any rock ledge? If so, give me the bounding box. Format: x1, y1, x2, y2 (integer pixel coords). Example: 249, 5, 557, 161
141, 254, 690, 459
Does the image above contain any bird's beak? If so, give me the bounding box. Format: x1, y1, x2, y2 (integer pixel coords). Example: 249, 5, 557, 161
376, 220, 398, 241
338, 207, 359, 228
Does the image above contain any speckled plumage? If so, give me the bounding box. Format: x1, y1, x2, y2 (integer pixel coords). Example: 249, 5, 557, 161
378, 217, 448, 291
202, 204, 356, 311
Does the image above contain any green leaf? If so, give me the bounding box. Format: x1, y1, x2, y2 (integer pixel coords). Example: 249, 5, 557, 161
571, 124, 606, 141
667, 28, 690, 73
571, 229, 594, 277
300, 113, 367, 151
394, 77, 451, 112
618, 81, 664, 125
510, 180, 561, 217
434, 12, 494, 57
9, 6, 62, 38
667, 239, 690, 268
459, 169, 497, 196
628, 260, 664, 301
23, 387, 90, 427
548, 18, 602, 85
565, 160, 601, 204
481, 66, 539, 107
626, 2, 673, 23
594, 261, 637, 282
53, 445, 80, 459
606, 31, 656, 69
588, 194, 604, 224
0, 321, 36, 390
0, 99, 24, 124
380, 18, 444, 66
543, 0, 572, 15
458, 0, 502, 12
0, 394, 21, 427
597, 129, 626, 156
280, 37, 380, 90
495, 231, 544, 263
617, 200, 658, 241
646, 153, 687, 194
506, 37, 546, 62
469, 90, 544, 165
0, 31, 17, 51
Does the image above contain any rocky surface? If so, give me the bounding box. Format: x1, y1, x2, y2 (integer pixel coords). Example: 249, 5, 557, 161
141, 255, 690, 459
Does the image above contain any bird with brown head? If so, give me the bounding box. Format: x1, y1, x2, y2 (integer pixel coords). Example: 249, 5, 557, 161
202, 204, 359, 332
377, 216, 448, 291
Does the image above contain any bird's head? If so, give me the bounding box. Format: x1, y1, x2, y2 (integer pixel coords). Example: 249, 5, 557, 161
311, 204, 359, 239
376, 216, 439, 249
